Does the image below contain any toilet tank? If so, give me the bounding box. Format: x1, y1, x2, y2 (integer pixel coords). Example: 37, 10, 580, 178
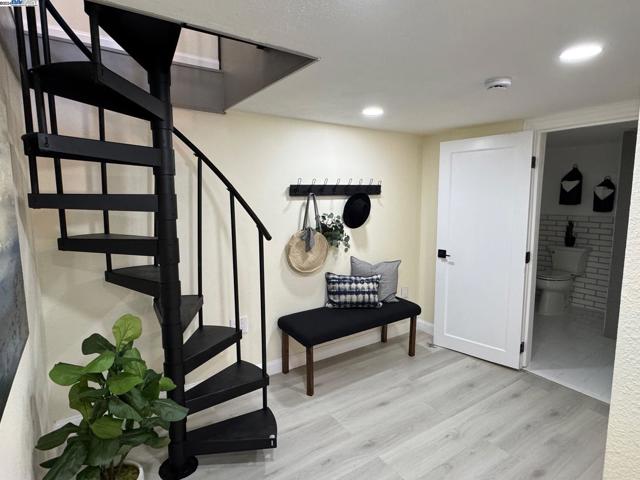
549, 246, 590, 275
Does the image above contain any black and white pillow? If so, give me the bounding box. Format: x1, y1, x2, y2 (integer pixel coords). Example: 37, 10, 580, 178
325, 273, 382, 309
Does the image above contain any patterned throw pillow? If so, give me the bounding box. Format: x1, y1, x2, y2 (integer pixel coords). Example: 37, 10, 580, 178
325, 273, 383, 309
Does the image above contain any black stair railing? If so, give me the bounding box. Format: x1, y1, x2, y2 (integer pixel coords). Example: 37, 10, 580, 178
16, 2, 112, 252
37, 1, 68, 241
172, 128, 273, 396
172, 128, 272, 240
13, 10, 38, 195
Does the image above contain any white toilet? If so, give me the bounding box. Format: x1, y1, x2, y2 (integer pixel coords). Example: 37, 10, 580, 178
536, 246, 590, 316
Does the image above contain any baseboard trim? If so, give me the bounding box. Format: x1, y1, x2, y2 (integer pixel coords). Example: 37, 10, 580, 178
417, 317, 434, 335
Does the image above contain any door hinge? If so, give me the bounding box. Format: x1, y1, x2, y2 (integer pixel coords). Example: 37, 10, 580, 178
531, 156, 536, 168
525, 251, 531, 263
520, 341, 525, 353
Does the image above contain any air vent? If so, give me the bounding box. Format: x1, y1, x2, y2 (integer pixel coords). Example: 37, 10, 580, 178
485, 77, 512, 90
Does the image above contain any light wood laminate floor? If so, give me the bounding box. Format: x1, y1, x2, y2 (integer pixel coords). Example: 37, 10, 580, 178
140, 331, 608, 480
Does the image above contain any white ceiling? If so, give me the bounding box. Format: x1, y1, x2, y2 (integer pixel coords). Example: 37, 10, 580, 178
546, 121, 637, 148
102, 0, 640, 134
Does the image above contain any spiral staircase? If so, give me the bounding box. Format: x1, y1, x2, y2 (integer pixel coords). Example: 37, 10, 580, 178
12, 2, 313, 478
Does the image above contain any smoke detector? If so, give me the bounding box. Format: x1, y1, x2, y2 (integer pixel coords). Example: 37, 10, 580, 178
485, 77, 512, 90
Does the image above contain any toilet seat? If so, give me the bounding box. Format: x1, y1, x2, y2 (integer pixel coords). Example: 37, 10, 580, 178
536, 269, 572, 281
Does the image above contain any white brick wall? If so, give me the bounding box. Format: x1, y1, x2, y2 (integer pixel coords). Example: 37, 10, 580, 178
537, 214, 613, 312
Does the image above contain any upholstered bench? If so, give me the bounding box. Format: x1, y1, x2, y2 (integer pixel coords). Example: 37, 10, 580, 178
277, 298, 421, 395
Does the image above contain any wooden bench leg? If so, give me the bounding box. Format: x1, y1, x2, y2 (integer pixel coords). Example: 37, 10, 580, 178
282, 333, 289, 374
306, 347, 314, 396
381, 324, 388, 343
409, 316, 417, 357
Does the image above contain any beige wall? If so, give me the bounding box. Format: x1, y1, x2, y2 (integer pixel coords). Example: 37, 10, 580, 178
0, 40, 49, 480
416, 120, 525, 321
603, 123, 640, 479
35, 101, 423, 420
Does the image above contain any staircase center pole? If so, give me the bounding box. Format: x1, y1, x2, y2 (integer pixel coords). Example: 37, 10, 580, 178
150, 68, 197, 480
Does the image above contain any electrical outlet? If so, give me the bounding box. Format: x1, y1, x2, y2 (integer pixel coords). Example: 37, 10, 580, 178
230, 315, 249, 334
400, 287, 409, 298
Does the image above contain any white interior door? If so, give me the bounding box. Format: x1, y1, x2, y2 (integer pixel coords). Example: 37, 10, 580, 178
434, 131, 534, 369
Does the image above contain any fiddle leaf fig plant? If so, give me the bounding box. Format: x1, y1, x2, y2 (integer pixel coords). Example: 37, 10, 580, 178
319, 213, 351, 252
36, 314, 187, 480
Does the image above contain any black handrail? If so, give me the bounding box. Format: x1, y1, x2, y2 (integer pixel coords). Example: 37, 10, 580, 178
172, 127, 272, 240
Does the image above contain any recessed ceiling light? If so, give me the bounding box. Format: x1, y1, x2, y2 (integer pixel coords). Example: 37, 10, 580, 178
362, 106, 384, 117
559, 43, 603, 63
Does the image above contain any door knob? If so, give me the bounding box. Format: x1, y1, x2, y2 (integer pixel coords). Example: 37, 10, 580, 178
437, 249, 451, 259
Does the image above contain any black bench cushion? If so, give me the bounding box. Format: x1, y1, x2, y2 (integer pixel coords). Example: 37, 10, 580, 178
278, 298, 421, 347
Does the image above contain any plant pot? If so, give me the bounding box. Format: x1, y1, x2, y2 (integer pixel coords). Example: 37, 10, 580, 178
118, 461, 144, 480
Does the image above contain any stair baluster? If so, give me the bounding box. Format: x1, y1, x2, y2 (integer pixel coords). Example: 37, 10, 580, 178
99, 108, 112, 271
259, 232, 268, 409
38, 0, 68, 240
13, 10, 39, 194
230, 192, 242, 362
197, 156, 203, 329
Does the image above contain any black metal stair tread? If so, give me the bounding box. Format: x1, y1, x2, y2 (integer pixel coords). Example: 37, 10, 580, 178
29, 194, 157, 212
185, 361, 268, 415
154, 295, 203, 332
29, 62, 165, 120
105, 265, 159, 296
183, 326, 241, 375
22, 133, 161, 167
58, 234, 157, 256
186, 408, 277, 456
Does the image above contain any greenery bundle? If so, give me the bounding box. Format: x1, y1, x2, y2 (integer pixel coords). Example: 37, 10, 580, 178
319, 213, 351, 252
36, 314, 188, 480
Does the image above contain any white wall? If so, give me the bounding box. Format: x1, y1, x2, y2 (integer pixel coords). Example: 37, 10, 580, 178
603, 123, 640, 479
32, 101, 423, 421
541, 142, 622, 217
0, 40, 49, 480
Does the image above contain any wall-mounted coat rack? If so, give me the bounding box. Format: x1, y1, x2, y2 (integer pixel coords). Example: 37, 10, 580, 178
289, 178, 382, 197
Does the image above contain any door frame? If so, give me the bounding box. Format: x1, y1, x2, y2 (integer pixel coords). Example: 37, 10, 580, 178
521, 100, 640, 367
435, 131, 534, 369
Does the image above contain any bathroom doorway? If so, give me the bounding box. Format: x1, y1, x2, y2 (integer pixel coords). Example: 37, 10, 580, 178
526, 121, 637, 403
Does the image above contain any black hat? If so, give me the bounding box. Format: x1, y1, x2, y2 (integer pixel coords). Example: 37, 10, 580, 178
343, 193, 371, 228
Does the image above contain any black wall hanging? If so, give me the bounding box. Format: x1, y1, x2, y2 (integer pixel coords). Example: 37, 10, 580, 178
593, 176, 616, 212
289, 178, 382, 197
559, 165, 583, 205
